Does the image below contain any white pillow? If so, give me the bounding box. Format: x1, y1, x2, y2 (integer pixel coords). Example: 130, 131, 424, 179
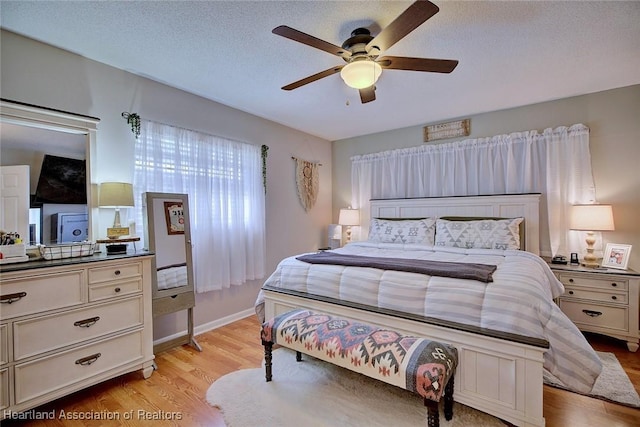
368, 218, 436, 245
435, 218, 523, 250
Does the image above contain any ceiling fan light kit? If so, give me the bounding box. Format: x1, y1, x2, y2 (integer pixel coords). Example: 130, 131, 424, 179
340, 60, 382, 89
273, 0, 458, 104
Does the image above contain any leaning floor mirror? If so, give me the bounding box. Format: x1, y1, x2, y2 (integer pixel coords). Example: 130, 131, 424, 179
143, 192, 201, 353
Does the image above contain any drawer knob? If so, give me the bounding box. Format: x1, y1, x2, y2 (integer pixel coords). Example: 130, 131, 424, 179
582, 309, 603, 318
75, 353, 102, 366
611, 283, 617, 287
611, 295, 617, 300
0, 291, 27, 304
74, 316, 100, 328
114, 270, 121, 276
568, 291, 574, 295
114, 287, 121, 293
569, 279, 574, 283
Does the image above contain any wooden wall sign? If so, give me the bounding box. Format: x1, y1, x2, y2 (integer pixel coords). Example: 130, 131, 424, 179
423, 119, 470, 142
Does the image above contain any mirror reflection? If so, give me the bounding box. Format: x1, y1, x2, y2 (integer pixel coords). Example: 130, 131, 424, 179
0, 119, 88, 245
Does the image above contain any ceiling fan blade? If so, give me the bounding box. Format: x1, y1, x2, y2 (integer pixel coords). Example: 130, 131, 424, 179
273, 25, 351, 58
282, 66, 344, 91
359, 86, 376, 104
378, 56, 458, 73
366, 0, 439, 55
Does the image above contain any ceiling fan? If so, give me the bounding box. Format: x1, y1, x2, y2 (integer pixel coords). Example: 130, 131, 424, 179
272, 0, 458, 104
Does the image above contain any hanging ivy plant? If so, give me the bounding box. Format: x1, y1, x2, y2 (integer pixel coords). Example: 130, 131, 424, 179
122, 112, 141, 139
261, 144, 269, 193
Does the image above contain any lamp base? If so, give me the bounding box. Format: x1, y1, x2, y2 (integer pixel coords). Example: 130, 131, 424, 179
107, 227, 130, 239
581, 260, 600, 268
582, 231, 599, 268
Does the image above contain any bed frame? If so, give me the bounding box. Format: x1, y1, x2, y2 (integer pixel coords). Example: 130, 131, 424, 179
263, 194, 547, 426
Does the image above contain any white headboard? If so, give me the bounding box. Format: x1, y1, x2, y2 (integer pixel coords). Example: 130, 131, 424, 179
368, 194, 541, 254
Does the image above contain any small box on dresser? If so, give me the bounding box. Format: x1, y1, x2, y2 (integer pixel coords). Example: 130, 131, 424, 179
549, 260, 640, 352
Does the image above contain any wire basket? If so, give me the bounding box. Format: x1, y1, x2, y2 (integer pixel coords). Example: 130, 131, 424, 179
39, 242, 97, 260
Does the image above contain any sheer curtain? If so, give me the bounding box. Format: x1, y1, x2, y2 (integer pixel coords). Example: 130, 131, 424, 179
351, 124, 595, 256
133, 120, 266, 292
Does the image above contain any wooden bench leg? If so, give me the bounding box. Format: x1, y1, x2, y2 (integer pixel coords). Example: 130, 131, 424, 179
424, 398, 440, 427
262, 340, 273, 382
444, 375, 455, 421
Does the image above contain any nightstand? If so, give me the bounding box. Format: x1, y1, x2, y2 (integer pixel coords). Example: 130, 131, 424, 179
548, 261, 639, 352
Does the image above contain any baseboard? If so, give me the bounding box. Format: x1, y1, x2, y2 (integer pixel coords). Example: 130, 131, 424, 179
153, 308, 256, 347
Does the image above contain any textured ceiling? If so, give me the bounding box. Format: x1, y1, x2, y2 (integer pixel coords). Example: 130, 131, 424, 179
2, 1, 639, 141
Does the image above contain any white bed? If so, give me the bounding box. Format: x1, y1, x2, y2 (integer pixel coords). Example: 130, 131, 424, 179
257, 194, 603, 427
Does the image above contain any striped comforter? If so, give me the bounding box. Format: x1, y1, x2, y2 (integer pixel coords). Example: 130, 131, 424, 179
256, 241, 602, 393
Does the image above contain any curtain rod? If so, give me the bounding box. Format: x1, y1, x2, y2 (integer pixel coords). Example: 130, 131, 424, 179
291, 156, 322, 166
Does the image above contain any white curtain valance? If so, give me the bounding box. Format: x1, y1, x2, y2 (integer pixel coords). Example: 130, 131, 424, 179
351, 124, 596, 256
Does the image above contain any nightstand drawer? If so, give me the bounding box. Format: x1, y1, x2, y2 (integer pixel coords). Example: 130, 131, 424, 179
559, 300, 627, 332
555, 272, 627, 291
564, 286, 627, 304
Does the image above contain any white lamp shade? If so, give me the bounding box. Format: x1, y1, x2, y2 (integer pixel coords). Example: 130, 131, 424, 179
340, 60, 382, 89
98, 182, 134, 207
339, 208, 360, 226
570, 204, 614, 231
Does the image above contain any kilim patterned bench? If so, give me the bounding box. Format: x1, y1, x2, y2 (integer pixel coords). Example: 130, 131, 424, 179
261, 309, 459, 427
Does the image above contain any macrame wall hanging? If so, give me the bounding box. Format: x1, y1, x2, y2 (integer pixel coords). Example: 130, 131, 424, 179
293, 156, 320, 212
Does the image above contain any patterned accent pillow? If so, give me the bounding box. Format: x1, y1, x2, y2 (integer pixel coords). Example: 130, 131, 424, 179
368, 218, 436, 245
435, 218, 523, 250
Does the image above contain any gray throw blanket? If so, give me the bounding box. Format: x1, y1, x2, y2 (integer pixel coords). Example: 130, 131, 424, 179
296, 251, 497, 283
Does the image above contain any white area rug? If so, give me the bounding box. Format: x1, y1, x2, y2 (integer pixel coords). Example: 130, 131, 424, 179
543, 351, 640, 408
206, 348, 504, 427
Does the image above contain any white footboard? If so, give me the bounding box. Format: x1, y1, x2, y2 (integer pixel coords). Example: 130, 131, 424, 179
263, 288, 546, 427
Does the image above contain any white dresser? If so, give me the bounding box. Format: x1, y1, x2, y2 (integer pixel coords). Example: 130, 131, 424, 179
550, 261, 640, 352
0, 252, 155, 419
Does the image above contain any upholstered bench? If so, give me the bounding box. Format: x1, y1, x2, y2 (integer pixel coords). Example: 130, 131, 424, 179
261, 309, 459, 427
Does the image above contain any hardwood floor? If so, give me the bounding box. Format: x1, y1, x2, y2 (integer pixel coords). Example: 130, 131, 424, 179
2, 316, 638, 426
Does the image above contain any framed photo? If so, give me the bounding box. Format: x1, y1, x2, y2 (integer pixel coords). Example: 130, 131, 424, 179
601, 243, 632, 270
164, 201, 185, 235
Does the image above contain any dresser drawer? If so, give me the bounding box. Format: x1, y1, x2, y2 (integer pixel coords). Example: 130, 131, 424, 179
555, 272, 628, 291
559, 300, 628, 332
14, 330, 144, 404
13, 296, 143, 360
0, 368, 8, 411
0, 270, 84, 319
89, 278, 142, 302
0, 324, 7, 365
563, 286, 627, 304
88, 261, 142, 285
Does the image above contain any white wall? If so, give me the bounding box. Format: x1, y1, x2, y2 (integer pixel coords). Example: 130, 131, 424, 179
1, 30, 333, 339
332, 85, 640, 270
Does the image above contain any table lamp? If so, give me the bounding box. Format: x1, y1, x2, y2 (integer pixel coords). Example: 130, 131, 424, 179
339, 207, 360, 244
99, 182, 134, 238
570, 204, 615, 268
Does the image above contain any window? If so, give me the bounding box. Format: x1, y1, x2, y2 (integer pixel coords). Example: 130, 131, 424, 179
133, 120, 265, 292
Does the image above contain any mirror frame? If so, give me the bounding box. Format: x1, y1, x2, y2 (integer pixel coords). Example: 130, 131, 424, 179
0, 99, 100, 242
142, 192, 195, 300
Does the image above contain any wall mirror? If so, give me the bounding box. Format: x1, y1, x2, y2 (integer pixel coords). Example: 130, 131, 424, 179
0, 99, 99, 245
142, 192, 200, 353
